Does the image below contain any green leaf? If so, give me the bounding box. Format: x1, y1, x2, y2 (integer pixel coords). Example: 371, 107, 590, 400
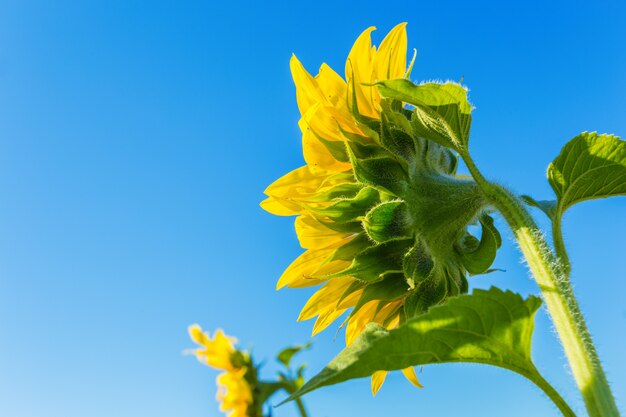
377, 79, 473, 151
277, 342, 311, 368
284, 287, 547, 402
548, 131, 626, 214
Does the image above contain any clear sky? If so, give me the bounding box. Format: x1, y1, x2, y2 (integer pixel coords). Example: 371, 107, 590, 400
0, 1, 624, 416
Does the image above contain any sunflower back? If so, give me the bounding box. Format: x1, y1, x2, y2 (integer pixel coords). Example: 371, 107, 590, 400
262, 24, 501, 349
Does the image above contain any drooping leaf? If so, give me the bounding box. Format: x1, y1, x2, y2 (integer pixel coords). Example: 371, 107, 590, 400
548, 132, 626, 214
377, 79, 473, 151
459, 215, 502, 275
284, 287, 547, 402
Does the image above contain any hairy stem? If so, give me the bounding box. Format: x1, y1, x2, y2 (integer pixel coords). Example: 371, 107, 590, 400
462, 152, 619, 417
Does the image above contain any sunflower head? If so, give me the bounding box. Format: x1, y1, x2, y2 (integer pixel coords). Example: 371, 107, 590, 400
262, 23, 501, 354
188, 325, 261, 417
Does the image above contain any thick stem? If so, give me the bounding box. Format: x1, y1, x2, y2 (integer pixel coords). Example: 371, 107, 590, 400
462, 153, 619, 417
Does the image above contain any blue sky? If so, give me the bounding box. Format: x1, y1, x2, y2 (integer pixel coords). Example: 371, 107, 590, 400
0, 1, 624, 416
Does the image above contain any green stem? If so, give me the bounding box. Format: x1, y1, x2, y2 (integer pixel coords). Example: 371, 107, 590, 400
294, 398, 309, 417
462, 152, 619, 417
552, 215, 571, 278
531, 369, 577, 417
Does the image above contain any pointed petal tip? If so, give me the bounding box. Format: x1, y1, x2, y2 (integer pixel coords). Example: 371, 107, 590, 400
370, 371, 387, 396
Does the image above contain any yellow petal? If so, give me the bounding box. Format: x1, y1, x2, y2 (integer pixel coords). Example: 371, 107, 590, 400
290, 54, 326, 116
263, 165, 353, 210
345, 26, 378, 118
375, 23, 408, 82
373, 300, 403, 327
188, 323, 208, 346
312, 307, 347, 335
295, 215, 350, 249
263, 165, 327, 199
316, 63, 348, 109
277, 242, 348, 290
401, 366, 424, 388
259, 196, 303, 216
301, 118, 351, 174
336, 287, 364, 309
371, 371, 388, 396
298, 277, 357, 321
216, 368, 253, 412
345, 300, 379, 346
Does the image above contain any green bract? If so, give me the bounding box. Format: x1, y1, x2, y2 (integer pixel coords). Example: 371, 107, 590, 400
324, 80, 503, 318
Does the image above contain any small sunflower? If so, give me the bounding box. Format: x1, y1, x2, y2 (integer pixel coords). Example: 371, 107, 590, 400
188, 325, 259, 417
262, 23, 500, 394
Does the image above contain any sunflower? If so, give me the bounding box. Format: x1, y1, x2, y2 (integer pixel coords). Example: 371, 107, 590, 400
262, 23, 500, 394
188, 325, 259, 417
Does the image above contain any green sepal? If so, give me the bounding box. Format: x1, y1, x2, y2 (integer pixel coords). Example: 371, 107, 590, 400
362, 200, 413, 243
403, 276, 447, 318
380, 114, 416, 162
337, 124, 374, 145
347, 148, 408, 196
345, 139, 389, 160
410, 136, 458, 176
312, 187, 379, 223
317, 137, 350, 163
402, 240, 435, 288
304, 183, 362, 203
459, 215, 502, 275
350, 273, 410, 317
327, 233, 371, 263
318, 219, 363, 234
380, 99, 413, 133
329, 239, 412, 282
